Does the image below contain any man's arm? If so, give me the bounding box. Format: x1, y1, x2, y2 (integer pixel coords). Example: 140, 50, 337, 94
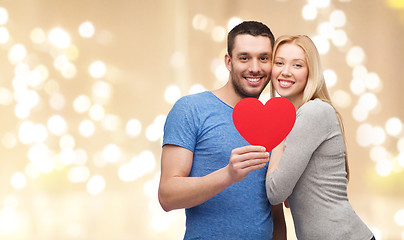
158, 144, 269, 212
271, 204, 287, 240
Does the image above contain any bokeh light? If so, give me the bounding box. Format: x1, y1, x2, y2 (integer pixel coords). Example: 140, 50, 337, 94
0, 2, 403, 239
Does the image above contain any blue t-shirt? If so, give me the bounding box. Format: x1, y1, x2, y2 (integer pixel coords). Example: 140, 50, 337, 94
163, 91, 273, 239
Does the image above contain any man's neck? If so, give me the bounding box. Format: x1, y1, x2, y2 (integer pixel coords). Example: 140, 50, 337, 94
211, 82, 243, 108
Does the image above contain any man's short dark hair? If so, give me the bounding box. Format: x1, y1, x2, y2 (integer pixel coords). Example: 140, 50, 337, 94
227, 21, 275, 57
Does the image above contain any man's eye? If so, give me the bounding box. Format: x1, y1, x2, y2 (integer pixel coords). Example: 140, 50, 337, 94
240, 57, 248, 61
260, 57, 268, 61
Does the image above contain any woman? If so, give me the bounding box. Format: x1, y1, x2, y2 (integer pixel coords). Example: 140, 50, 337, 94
266, 35, 374, 240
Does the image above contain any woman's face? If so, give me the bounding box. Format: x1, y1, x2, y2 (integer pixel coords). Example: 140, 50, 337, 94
271, 43, 309, 106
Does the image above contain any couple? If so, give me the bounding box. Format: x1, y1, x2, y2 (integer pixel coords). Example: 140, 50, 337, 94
158, 21, 374, 240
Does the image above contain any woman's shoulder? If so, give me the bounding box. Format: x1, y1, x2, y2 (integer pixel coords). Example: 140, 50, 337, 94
297, 98, 335, 118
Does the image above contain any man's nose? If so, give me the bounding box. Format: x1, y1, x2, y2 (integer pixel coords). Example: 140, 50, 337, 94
248, 59, 260, 72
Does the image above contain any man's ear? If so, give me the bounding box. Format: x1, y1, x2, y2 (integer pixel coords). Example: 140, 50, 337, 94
225, 53, 232, 72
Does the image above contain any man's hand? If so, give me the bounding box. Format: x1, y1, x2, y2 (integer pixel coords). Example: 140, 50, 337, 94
226, 145, 269, 184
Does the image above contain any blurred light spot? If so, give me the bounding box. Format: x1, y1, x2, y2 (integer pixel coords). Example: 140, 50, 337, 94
227, 17, 243, 32
387, 0, 404, 8
54, 55, 69, 71
64, 45, 79, 61
60, 149, 76, 165
311, 35, 330, 54
331, 29, 347, 47
358, 92, 378, 111
370, 146, 389, 162
44, 79, 60, 95
1, 132, 17, 149
74, 149, 88, 165
350, 77, 366, 95
144, 173, 160, 197
324, 69, 337, 87
102, 114, 121, 131
118, 151, 155, 182
103, 144, 121, 163
170, 51, 185, 69
330, 10, 346, 27
365, 72, 381, 91
14, 103, 30, 119
25, 163, 40, 179
356, 123, 373, 147
79, 119, 95, 137
386, 117, 403, 136
353, 65, 368, 78
49, 93, 66, 110
151, 214, 170, 232
65, 223, 83, 238
61, 62, 77, 79
0, 26, 9, 44
376, 159, 392, 176
0, 206, 17, 233
8, 44, 27, 64
59, 134, 75, 150
79, 21, 95, 38
89, 104, 105, 121
11, 172, 27, 189
30, 28, 46, 44
48, 27, 71, 49
32, 124, 48, 143
192, 14, 210, 31
164, 85, 181, 104
89, 61, 106, 78
373, 126, 386, 145
18, 121, 35, 144
398, 137, 404, 152
0, 87, 13, 105
308, 0, 331, 8
73, 95, 92, 113
27, 144, 54, 174
211, 26, 226, 42
398, 152, 404, 167
302, 4, 317, 20
333, 90, 351, 108
317, 22, 334, 39
93, 152, 106, 168
352, 105, 368, 122
47, 115, 68, 136
33, 65, 49, 86
0, 7, 8, 24
214, 62, 228, 83
126, 119, 142, 137
86, 175, 105, 195
189, 84, 206, 94
346, 46, 365, 67
145, 115, 166, 142
3, 195, 18, 208
395, 209, 404, 226
92, 81, 111, 104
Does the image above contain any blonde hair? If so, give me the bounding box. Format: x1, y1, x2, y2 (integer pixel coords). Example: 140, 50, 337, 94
270, 35, 350, 180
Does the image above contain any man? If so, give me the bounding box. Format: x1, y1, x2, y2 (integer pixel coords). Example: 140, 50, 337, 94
158, 21, 286, 239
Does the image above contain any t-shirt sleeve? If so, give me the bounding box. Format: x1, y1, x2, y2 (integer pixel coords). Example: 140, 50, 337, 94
162, 96, 198, 152
266, 101, 334, 204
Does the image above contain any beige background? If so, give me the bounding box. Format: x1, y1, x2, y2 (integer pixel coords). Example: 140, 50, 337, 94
0, 0, 403, 239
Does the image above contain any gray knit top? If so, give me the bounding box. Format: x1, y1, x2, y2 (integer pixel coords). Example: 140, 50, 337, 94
266, 99, 373, 240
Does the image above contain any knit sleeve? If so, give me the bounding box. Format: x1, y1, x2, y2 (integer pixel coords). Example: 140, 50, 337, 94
266, 100, 334, 204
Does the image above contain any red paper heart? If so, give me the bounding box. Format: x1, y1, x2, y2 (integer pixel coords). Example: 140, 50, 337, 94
232, 97, 296, 151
